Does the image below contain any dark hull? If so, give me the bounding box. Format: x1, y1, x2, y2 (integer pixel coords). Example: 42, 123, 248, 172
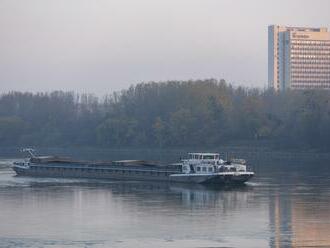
12, 165, 254, 185
169, 173, 254, 184
204, 174, 253, 184
13, 165, 172, 182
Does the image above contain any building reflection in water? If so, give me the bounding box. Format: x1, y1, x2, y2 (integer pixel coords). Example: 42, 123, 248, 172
269, 187, 330, 248
269, 193, 292, 248
291, 197, 330, 247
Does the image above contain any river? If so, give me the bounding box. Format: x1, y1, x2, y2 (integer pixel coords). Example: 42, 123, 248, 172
0, 148, 330, 248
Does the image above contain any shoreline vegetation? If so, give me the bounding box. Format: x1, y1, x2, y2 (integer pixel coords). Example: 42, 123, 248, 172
1, 79, 330, 152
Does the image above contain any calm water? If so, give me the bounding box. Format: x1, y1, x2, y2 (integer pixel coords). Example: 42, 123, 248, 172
0, 148, 330, 248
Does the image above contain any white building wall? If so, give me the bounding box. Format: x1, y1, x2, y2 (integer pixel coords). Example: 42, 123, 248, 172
268, 25, 330, 90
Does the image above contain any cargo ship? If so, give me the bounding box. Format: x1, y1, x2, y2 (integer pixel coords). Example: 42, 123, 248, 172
12, 149, 254, 184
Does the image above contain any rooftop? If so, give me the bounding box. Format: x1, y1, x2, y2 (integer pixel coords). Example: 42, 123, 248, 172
188, 153, 220, 156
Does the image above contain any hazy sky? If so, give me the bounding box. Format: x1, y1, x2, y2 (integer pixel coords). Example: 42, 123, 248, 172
1, 0, 330, 95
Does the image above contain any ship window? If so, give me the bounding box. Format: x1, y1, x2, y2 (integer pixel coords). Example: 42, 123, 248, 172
197, 167, 201, 172
203, 155, 215, 160
208, 167, 213, 172
202, 167, 207, 172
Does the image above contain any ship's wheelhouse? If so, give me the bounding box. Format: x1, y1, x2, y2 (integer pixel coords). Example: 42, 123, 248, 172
188, 153, 219, 160
182, 153, 221, 174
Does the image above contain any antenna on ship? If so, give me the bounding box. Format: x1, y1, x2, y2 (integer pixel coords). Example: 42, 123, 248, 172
21, 148, 36, 158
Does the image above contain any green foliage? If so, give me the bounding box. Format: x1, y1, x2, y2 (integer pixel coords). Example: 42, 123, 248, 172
1, 80, 330, 150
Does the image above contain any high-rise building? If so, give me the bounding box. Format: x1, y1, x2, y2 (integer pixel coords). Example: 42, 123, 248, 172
268, 25, 330, 91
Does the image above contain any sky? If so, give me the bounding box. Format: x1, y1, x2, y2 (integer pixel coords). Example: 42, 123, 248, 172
1, 0, 330, 95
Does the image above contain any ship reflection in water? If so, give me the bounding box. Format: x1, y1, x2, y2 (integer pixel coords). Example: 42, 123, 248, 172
0, 161, 330, 248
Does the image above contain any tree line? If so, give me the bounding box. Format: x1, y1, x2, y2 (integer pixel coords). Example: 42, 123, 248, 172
1, 79, 330, 150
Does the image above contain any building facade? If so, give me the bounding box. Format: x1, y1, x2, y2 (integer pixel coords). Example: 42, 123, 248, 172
268, 25, 330, 91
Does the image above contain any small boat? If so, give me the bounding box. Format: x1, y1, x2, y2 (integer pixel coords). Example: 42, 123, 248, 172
12, 149, 254, 185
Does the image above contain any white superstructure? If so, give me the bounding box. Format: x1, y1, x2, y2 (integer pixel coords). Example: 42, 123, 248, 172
181, 153, 248, 174
169, 152, 254, 184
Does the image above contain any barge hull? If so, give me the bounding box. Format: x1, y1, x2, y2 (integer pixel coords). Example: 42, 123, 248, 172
13, 165, 171, 182
13, 166, 253, 185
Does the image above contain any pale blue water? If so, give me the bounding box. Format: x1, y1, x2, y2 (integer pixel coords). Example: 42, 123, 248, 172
0, 148, 330, 248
